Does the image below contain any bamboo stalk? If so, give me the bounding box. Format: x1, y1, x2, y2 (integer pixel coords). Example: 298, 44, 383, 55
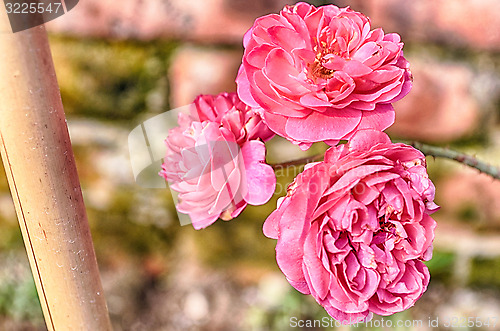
0, 10, 112, 331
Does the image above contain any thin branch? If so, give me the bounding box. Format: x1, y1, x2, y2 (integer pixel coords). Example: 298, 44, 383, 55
409, 141, 500, 180
269, 142, 500, 181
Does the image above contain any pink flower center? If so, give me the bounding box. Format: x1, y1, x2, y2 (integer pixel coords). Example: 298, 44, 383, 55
378, 219, 396, 234
286, 179, 299, 197
308, 40, 338, 80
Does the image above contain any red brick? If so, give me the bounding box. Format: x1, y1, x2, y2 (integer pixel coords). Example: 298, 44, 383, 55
46, 1, 500, 50
336, 0, 500, 51
438, 166, 500, 228
387, 57, 480, 143
46, 0, 292, 43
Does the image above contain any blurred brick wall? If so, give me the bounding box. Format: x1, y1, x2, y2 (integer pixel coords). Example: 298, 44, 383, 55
336, 0, 500, 51
46, 0, 293, 43
48, 0, 500, 50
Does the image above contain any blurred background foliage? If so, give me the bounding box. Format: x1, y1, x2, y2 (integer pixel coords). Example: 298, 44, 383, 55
51, 37, 178, 122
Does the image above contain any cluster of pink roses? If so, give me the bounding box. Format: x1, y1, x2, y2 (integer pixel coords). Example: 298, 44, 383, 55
160, 2, 438, 324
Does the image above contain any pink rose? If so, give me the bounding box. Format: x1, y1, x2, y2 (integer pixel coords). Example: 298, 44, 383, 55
160, 93, 276, 229
263, 130, 437, 323
190, 93, 275, 143
237, 2, 412, 149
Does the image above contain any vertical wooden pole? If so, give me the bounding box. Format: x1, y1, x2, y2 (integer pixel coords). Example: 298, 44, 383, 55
0, 9, 112, 331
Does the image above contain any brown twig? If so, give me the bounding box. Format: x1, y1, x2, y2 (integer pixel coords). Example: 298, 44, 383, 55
269, 142, 500, 181
409, 141, 500, 180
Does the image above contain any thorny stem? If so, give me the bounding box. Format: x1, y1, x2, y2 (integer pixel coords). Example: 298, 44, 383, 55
270, 142, 500, 180
409, 141, 500, 180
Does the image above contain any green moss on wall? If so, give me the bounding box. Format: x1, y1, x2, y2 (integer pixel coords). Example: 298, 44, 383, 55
50, 36, 178, 122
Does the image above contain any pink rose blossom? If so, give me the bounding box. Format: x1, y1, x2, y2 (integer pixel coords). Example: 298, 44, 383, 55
263, 129, 438, 323
237, 2, 412, 149
160, 93, 276, 229
190, 93, 275, 143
